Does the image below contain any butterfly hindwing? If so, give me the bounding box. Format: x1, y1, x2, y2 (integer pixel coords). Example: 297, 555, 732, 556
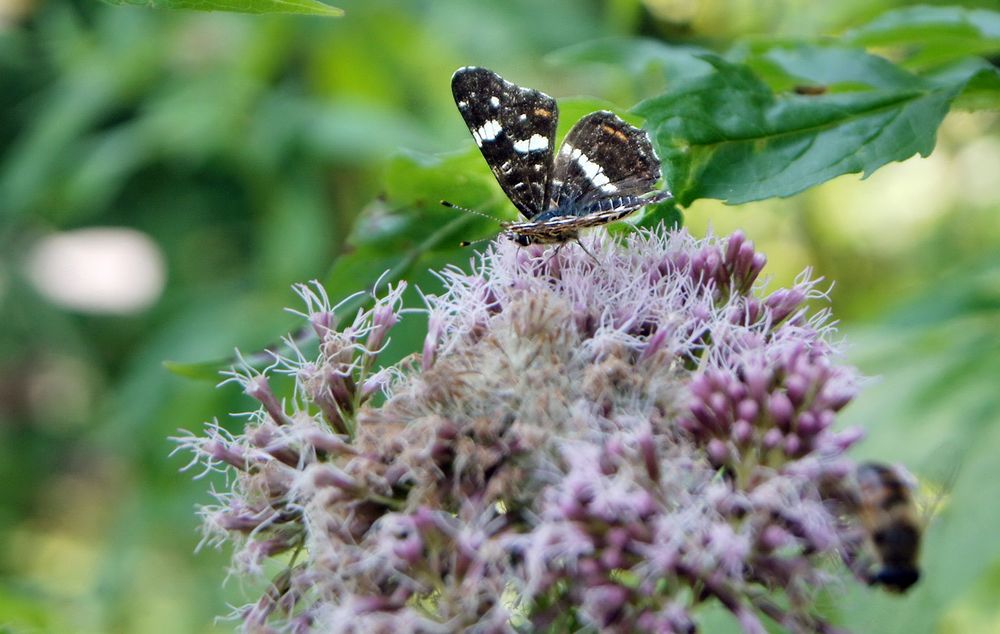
550, 111, 662, 213
451, 67, 558, 219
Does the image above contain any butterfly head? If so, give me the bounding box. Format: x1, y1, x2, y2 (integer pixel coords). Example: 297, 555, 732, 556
498, 220, 541, 246
505, 231, 534, 247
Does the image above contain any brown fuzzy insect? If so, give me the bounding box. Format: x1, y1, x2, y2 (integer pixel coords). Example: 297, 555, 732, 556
855, 462, 922, 592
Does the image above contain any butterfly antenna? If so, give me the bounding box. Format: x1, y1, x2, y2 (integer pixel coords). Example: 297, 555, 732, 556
440, 200, 504, 222
458, 236, 496, 248
441, 201, 504, 247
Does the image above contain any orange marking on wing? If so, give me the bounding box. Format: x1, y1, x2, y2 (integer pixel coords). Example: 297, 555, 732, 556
601, 124, 629, 142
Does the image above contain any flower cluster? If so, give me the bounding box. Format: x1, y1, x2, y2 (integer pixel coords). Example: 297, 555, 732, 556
179, 226, 880, 633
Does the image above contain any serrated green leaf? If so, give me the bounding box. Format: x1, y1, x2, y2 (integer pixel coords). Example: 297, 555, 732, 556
759, 45, 920, 91
102, 0, 343, 16
843, 5, 1000, 68
752, 44, 1000, 112
634, 53, 981, 206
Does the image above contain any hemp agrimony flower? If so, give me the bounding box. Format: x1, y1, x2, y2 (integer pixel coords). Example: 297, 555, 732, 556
178, 226, 895, 633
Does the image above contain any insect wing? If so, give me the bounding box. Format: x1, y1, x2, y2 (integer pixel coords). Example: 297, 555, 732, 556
550, 111, 663, 212
451, 67, 558, 219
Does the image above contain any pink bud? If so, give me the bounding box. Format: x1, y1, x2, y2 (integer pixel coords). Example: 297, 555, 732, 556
707, 438, 730, 465
762, 428, 783, 450
733, 419, 753, 444
737, 399, 759, 422
768, 392, 794, 430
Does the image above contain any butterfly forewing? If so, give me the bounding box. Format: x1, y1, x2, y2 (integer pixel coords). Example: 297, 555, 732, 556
550, 111, 662, 213
451, 67, 558, 219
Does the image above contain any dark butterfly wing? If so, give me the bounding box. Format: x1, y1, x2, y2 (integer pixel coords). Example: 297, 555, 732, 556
452, 67, 558, 219
550, 111, 663, 213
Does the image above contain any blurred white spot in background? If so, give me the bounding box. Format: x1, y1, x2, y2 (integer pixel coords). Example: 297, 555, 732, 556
25, 227, 166, 315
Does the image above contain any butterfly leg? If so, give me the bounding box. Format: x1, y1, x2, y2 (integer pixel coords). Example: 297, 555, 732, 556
574, 237, 599, 263
542, 242, 566, 269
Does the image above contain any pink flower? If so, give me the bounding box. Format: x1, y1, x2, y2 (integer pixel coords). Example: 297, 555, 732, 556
179, 227, 887, 633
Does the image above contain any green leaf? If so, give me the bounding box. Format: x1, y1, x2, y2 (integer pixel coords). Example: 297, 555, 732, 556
102, 0, 343, 17
635, 199, 682, 231
325, 151, 498, 288
928, 58, 1000, 112
754, 45, 920, 91
748, 44, 1000, 112
609, 198, 682, 235
843, 5, 1000, 68
633, 52, 982, 206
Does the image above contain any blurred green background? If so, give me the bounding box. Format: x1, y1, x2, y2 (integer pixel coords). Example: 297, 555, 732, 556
1, 0, 998, 632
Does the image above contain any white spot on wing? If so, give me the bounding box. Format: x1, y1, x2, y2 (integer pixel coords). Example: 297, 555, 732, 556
490, 96, 500, 108
512, 134, 549, 154
475, 119, 503, 143
518, 114, 527, 122
457, 100, 467, 108
576, 152, 611, 189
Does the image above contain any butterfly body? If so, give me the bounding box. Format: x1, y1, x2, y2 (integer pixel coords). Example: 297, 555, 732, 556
451, 67, 670, 245
500, 195, 658, 245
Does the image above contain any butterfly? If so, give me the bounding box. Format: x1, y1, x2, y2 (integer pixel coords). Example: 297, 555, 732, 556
447, 66, 671, 246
